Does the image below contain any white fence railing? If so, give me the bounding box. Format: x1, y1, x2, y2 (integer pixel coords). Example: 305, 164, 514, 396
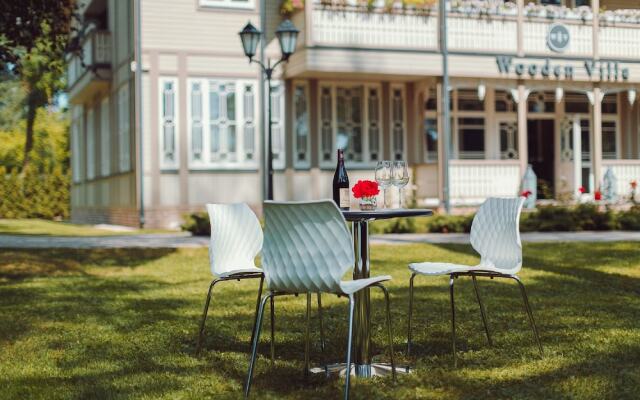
312, 7, 438, 49
449, 14, 518, 53
603, 161, 640, 198
450, 160, 521, 204
308, 6, 640, 60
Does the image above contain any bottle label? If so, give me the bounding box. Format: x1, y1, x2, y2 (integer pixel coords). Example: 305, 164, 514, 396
339, 188, 350, 208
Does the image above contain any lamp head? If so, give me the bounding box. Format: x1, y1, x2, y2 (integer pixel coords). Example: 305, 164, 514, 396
239, 21, 261, 61
275, 19, 299, 60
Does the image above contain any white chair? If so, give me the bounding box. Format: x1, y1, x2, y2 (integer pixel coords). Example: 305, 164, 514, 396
244, 200, 396, 400
406, 197, 542, 367
196, 203, 271, 355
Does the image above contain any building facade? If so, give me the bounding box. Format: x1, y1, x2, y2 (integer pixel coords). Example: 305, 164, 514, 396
68, 0, 640, 228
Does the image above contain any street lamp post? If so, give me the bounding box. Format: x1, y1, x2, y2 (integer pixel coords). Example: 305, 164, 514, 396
239, 20, 299, 201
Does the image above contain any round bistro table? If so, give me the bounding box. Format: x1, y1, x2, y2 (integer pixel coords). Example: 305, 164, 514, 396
313, 208, 433, 378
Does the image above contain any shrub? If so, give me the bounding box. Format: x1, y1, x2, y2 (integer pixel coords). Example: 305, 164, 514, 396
181, 211, 210, 236
617, 206, 640, 230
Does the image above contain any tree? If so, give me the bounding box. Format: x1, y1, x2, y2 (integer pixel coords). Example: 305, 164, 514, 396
0, 1, 76, 169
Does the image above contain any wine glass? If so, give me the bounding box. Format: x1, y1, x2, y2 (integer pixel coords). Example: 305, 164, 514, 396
392, 160, 409, 209
375, 160, 392, 209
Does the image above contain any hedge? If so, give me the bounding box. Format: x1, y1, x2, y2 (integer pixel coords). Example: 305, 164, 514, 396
0, 165, 70, 219
181, 203, 640, 236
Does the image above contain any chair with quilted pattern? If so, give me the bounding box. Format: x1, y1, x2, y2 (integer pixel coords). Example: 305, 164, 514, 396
244, 200, 396, 400
406, 197, 542, 367
195, 203, 271, 356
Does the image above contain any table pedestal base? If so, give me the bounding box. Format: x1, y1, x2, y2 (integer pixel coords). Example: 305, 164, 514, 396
309, 363, 411, 377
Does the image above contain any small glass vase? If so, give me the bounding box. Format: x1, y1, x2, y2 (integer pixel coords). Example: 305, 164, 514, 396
358, 196, 377, 211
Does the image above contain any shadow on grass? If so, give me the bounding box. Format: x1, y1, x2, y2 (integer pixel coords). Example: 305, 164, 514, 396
1, 244, 640, 399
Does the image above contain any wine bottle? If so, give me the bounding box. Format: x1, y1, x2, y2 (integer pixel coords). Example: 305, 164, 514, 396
333, 149, 350, 210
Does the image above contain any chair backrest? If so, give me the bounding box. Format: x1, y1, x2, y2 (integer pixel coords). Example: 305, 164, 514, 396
206, 203, 263, 277
262, 200, 354, 293
470, 197, 525, 274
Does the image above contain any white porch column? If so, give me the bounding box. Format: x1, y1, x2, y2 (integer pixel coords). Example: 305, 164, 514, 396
572, 115, 582, 196
517, 84, 528, 178
592, 86, 603, 191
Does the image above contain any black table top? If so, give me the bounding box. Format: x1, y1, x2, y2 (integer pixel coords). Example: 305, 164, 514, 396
342, 208, 433, 222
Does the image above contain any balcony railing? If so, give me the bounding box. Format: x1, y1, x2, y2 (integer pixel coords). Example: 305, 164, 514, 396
306, 2, 640, 60
602, 160, 640, 198
67, 30, 111, 90
450, 160, 521, 204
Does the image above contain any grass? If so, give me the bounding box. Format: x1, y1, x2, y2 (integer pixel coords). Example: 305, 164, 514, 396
0, 243, 639, 399
0, 219, 172, 236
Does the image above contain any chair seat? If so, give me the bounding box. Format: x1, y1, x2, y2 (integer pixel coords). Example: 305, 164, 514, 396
409, 262, 519, 276
339, 275, 392, 295
217, 266, 263, 278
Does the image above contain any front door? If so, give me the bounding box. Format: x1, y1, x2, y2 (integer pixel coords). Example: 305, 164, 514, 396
527, 120, 555, 199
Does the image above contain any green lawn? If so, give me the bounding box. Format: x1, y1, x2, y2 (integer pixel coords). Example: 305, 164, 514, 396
0, 219, 171, 236
1, 243, 639, 399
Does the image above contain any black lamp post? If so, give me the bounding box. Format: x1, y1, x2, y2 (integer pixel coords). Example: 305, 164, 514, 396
239, 20, 299, 201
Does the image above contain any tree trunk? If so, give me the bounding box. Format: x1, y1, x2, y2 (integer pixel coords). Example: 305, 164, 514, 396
23, 91, 37, 170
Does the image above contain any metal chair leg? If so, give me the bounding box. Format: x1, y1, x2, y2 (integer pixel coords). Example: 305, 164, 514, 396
373, 283, 396, 381
317, 293, 326, 354
449, 274, 457, 368
344, 294, 356, 400
407, 272, 416, 356
196, 278, 220, 355
244, 293, 272, 399
472, 275, 493, 346
270, 295, 275, 364
249, 275, 265, 346
511, 276, 543, 356
304, 292, 311, 377
317, 292, 328, 376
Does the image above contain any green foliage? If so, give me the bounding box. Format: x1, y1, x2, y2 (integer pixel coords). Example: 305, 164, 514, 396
182, 204, 640, 236
617, 205, 640, 230
181, 212, 211, 236
0, 109, 70, 219
0, 164, 70, 219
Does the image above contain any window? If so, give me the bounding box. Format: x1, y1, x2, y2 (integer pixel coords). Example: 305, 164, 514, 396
319, 82, 383, 166
602, 94, 617, 114
199, 0, 253, 9
425, 88, 437, 111
602, 120, 618, 160
452, 88, 485, 160
457, 89, 484, 111
71, 106, 83, 183
293, 82, 310, 168
100, 97, 110, 176
424, 118, 438, 162
271, 82, 285, 169
458, 117, 485, 159
499, 121, 518, 160
565, 92, 590, 113
527, 91, 555, 113
390, 85, 406, 161
86, 106, 96, 180
118, 83, 131, 172
160, 77, 178, 169
188, 78, 259, 169
495, 90, 517, 112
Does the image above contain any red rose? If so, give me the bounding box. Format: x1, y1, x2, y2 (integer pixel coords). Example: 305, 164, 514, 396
352, 180, 380, 199
521, 190, 532, 198
578, 186, 586, 194
631, 180, 638, 190
594, 191, 602, 201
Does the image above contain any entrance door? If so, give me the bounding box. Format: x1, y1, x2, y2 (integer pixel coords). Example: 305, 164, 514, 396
527, 120, 555, 199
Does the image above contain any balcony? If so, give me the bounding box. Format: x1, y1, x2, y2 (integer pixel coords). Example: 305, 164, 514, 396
67, 30, 112, 103
297, 1, 640, 62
